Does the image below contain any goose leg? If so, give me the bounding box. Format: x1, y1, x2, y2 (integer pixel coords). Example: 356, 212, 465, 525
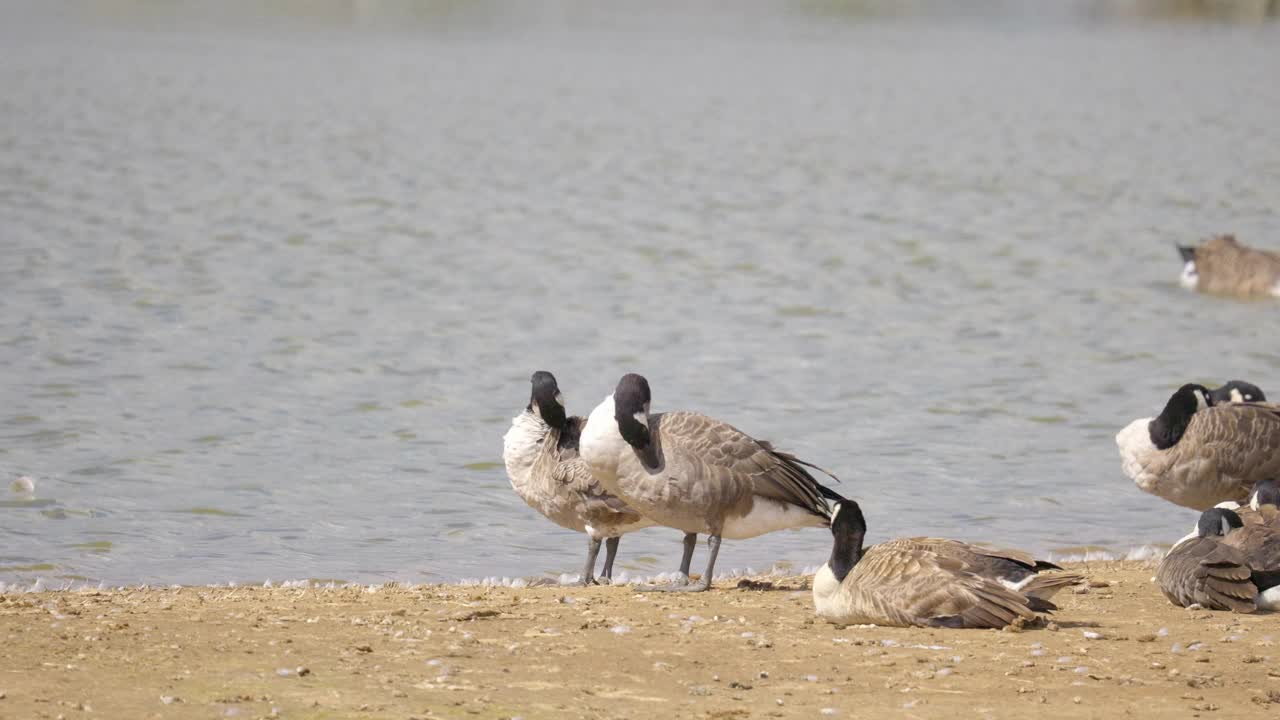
579, 536, 602, 586
678, 532, 697, 583
600, 537, 621, 584
636, 532, 699, 591
641, 535, 720, 593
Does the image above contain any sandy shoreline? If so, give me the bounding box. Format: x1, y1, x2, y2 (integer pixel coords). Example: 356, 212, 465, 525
3, 560, 1279, 719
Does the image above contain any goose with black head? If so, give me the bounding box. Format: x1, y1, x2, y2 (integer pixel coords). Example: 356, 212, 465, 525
1155, 507, 1280, 612
502, 371, 654, 585
812, 500, 1079, 628
1208, 380, 1267, 406
578, 373, 841, 592
1116, 383, 1280, 510
1177, 235, 1280, 298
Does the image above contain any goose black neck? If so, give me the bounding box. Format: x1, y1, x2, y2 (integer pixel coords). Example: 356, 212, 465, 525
1148, 384, 1205, 451
529, 371, 567, 432
829, 502, 867, 583
613, 374, 653, 449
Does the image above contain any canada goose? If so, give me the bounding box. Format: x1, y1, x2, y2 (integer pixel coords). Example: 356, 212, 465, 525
1156, 507, 1280, 612
1250, 478, 1280, 512
812, 501, 1081, 628
1115, 383, 1280, 510
1177, 235, 1280, 298
577, 373, 840, 592
502, 371, 654, 585
1208, 380, 1266, 406
1212, 480, 1280, 527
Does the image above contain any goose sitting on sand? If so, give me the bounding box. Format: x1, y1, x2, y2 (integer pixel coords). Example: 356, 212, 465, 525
1156, 507, 1280, 612
502, 371, 654, 585
812, 500, 1082, 628
1212, 478, 1280, 528
1115, 383, 1280, 510
1178, 235, 1280, 298
578, 373, 840, 592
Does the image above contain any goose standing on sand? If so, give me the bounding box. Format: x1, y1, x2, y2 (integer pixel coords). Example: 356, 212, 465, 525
577, 373, 840, 592
1178, 235, 1280, 298
502, 371, 654, 585
812, 500, 1082, 628
1156, 507, 1280, 612
1115, 383, 1280, 510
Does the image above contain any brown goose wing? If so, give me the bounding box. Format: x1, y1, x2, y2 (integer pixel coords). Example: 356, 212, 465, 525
1196, 235, 1280, 295
1156, 537, 1256, 612
657, 411, 831, 519
553, 419, 645, 526
1178, 405, 1280, 503
1222, 524, 1280, 572
552, 456, 644, 522
850, 545, 1036, 629
886, 537, 1062, 576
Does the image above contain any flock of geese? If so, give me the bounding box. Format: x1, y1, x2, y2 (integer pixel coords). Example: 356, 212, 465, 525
501, 235, 1280, 629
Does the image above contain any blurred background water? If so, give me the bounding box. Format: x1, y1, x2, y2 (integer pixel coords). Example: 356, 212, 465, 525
1, 0, 1278, 587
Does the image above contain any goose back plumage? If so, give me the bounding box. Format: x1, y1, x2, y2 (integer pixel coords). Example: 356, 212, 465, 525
886, 538, 1081, 606
1118, 397, 1280, 510
587, 407, 832, 538
505, 412, 649, 537
812, 501, 1080, 629
1180, 235, 1280, 297
1156, 536, 1257, 612
814, 543, 1038, 628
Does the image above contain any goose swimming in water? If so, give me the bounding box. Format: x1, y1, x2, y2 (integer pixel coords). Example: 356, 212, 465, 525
502, 371, 654, 585
1116, 383, 1280, 510
1177, 235, 1280, 298
578, 373, 840, 592
812, 500, 1082, 628
1157, 507, 1280, 612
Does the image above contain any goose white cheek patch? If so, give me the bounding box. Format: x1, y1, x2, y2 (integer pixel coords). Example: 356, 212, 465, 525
1179, 261, 1198, 289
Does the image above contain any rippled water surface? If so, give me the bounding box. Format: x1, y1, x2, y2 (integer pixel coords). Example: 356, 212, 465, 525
2, 2, 1279, 586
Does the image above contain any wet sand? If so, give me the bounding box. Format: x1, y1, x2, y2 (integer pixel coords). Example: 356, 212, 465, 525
2, 560, 1279, 719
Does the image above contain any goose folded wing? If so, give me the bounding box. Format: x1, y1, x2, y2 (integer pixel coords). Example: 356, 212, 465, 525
853, 547, 1035, 629
1156, 538, 1256, 612
1192, 406, 1280, 481
659, 411, 829, 518
1222, 524, 1280, 571
554, 459, 644, 520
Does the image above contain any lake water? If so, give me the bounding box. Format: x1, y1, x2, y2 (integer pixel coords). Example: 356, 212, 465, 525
2, 1, 1279, 588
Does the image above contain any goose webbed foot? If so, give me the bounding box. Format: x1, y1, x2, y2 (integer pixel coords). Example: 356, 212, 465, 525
640, 532, 721, 589
637, 576, 711, 592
